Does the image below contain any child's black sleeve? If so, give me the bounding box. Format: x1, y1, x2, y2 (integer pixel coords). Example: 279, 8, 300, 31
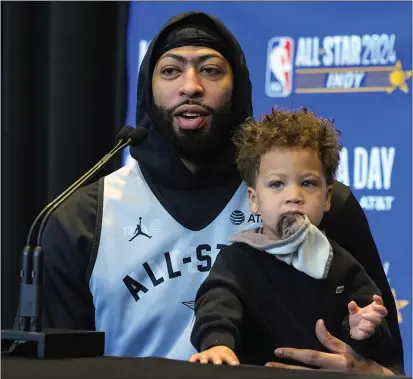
190, 245, 245, 352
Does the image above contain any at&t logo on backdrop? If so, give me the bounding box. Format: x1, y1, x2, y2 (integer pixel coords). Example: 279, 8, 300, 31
336, 146, 396, 212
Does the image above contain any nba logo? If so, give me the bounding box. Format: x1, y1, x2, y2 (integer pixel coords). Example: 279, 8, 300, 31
265, 37, 294, 98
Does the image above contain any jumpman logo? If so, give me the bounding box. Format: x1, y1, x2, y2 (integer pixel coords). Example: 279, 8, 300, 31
129, 217, 152, 242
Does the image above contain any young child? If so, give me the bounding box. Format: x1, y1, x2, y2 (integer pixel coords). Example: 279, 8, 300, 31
189, 107, 394, 368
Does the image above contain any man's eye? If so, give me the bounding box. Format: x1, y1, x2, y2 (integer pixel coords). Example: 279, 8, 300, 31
201, 67, 222, 75
161, 68, 179, 76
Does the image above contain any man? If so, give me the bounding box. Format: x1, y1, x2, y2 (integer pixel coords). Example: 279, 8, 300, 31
40, 12, 404, 374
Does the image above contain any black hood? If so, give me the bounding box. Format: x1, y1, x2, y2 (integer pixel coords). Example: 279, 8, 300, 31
130, 12, 253, 190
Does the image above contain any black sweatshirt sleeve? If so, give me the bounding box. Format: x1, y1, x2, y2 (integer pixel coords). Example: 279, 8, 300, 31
39, 182, 100, 330
190, 246, 245, 352
321, 188, 404, 367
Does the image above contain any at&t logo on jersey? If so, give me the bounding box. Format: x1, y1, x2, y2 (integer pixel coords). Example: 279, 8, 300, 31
265, 37, 294, 97
265, 34, 412, 96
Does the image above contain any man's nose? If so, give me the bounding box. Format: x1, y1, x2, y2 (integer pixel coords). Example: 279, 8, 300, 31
179, 68, 204, 98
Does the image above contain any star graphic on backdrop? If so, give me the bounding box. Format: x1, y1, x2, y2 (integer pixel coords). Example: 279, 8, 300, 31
392, 289, 409, 323
387, 60, 412, 94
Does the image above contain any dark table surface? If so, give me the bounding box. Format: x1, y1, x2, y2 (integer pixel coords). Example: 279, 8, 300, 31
2, 356, 409, 379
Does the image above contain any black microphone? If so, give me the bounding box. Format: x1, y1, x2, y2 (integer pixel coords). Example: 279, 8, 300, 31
18, 125, 135, 333
35, 126, 148, 248
1, 126, 148, 358
26, 125, 134, 248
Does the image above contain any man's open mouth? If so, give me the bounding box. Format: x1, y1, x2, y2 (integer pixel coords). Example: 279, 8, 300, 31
177, 112, 206, 120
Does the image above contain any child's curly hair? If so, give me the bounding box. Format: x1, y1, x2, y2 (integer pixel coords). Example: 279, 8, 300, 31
233, 106, 342, 187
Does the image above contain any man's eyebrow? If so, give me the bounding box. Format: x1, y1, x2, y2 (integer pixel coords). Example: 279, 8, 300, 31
158, 53, 224, 64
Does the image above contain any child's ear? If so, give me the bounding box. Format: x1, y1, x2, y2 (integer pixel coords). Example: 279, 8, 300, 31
324, 185, 333, 212
248, 187, 259, 213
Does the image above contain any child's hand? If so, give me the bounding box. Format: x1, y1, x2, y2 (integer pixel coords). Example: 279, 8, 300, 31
189, 345, 240, 365
348, 295, 388, 340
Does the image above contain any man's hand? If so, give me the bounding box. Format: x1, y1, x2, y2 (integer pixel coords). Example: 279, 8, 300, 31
349, 295, 388, 340
190, 345, 240, 366
265, 319, 395, 376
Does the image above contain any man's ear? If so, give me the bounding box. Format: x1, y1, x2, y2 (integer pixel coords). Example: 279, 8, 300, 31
324, 185, 333, 212
248, 187, 259, 213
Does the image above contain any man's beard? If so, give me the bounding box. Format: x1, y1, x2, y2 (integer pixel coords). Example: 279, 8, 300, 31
152, 99, 234, 164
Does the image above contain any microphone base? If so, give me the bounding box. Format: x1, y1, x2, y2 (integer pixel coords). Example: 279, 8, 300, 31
1, 328, 105, 359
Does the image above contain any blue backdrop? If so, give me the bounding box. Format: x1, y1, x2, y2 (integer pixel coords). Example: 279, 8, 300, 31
123, 1, 412, 374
